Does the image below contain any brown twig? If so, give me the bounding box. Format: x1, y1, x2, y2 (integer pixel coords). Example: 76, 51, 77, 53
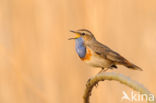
83, 72, 155, 103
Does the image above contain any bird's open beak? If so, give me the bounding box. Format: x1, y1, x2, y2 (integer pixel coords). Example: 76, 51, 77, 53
68, 30, 81, 40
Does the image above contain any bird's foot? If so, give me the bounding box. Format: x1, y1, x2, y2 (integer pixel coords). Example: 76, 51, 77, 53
95, 82, 99, 88
86, 78, 99, 87
86, 78, 91, 87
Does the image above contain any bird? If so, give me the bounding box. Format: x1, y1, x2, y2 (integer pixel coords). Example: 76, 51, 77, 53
69, 29, 142, 72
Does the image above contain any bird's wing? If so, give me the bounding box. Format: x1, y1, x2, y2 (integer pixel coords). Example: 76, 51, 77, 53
105, 49, 126, 63
87, 40, 142, 71
89, 41, 126, 63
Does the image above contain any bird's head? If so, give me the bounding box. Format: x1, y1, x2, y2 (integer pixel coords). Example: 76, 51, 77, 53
69, 29, 95, 41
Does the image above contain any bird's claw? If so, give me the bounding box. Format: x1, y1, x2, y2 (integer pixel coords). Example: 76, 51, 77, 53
86, 78, 91, 87
95, 82, 99, 88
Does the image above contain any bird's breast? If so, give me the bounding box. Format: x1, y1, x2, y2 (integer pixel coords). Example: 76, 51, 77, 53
80, 48, 92, 61
75, 38, 112, 68
81, 47, 112, 68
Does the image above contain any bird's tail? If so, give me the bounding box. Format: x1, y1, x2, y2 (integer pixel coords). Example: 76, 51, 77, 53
122, 60, 143, 71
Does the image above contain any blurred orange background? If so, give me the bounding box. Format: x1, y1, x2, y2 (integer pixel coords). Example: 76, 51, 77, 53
0, 0, 156, 103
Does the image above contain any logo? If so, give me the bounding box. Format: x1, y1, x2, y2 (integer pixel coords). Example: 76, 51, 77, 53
121, 91, 155, 102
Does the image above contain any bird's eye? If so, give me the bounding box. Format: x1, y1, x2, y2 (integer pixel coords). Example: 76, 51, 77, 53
81, 33, 85, 35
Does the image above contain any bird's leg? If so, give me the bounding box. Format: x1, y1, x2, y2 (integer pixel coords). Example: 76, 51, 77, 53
97, 67, 104, 74
103, 68, 109, 72
95, 67, 109, 87
98, 69, 103, 74
87, 68, 107, 87
98, 67, 109, 74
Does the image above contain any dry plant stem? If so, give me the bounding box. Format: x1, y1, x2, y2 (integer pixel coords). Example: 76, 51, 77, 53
83, 72, 155, 103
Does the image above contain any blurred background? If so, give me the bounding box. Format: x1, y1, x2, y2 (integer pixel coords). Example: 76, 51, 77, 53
0, 0, 156, 103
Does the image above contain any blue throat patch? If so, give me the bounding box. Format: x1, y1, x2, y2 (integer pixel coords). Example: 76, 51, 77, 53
75, 37, 86, 58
